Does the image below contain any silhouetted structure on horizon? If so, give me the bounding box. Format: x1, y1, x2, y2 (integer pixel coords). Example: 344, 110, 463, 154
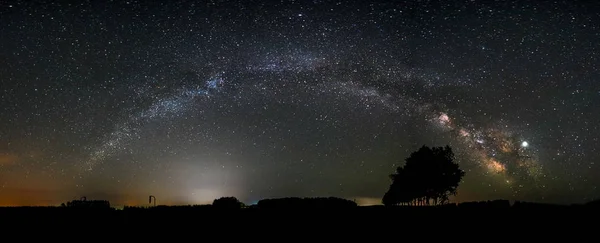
149, 195, 156, 207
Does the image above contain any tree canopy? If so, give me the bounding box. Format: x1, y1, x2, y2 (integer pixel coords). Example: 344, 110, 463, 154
212, 197, 244, 209
383, 145, 465, 206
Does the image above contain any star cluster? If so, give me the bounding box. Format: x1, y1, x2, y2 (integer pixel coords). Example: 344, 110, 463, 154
0, 0, 599, 206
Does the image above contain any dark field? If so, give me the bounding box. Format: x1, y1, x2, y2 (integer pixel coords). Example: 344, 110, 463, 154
1, 201, 597, 242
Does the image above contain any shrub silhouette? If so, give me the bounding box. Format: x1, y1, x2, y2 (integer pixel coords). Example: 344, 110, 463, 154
383, 145, 465, 206
212, 197, 244, 209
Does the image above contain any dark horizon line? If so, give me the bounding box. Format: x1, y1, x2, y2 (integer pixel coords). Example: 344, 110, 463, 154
2, 197, 599, 208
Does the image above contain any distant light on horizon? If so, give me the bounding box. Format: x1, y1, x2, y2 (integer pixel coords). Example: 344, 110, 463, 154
353, 197, 383, 206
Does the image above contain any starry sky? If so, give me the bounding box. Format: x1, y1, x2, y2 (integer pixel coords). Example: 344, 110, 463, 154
1, 0, 599, 206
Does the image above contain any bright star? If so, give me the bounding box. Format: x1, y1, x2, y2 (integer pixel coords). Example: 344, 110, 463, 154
521, 141, 529, 147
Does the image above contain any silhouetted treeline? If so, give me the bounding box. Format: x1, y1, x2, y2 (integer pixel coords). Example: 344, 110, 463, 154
61, 199, 111, 209
7, 199, 598, 215
8, 197, 599, 214
257, 197, 357, 209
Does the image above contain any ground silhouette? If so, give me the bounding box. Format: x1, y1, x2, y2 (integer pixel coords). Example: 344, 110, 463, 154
2, 199, 598, 241
1, 198, 598, 241
256, 197, 357, 209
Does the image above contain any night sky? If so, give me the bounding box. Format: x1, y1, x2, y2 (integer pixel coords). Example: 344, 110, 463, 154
1, 0, 599, 206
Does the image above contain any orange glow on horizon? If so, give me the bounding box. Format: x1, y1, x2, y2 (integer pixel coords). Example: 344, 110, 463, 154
0, 153, 18, 166
0, 188, 63, 207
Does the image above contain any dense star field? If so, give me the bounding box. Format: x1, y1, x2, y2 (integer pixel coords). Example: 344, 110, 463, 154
1, 0, 599, 206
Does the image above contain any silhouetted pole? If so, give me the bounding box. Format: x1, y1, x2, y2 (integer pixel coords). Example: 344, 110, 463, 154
149, 195, 156, 207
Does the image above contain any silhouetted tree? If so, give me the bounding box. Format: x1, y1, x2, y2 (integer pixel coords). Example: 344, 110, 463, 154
383, 145, 465, 206
212, 197, 244, 209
